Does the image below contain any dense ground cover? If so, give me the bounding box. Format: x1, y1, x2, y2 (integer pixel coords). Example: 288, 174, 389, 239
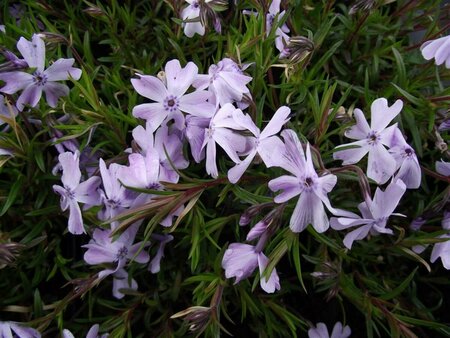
0, 0, 449, 337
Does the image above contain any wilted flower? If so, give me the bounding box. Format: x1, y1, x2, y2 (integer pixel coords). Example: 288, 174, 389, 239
331, 179, 406, 249
0, 34, 82, 111
308, 322, 351, 338
269, 130, 341, 233
171, 306, 212, 334
333, 98, 403, 184
349, 0, 376, 15
0, 321, 41, 338
281, 36, 314, 63
53, 151, 101, 234
421, 34, 450, 68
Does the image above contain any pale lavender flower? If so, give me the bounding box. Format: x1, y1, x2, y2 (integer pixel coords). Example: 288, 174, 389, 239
269, 130, 339, 233
132, 123, 188, 183
438, 119, 450, 132
181, 1, 206, 38
149, 234, 174, 273
112, 268, 138, 299
266, 0, 291, 54
430, 211, 450, 270
333, 98, 402, 184
330, 179, 406, 249
193, 58, 252, 108
388, 128, 421, 189
0, 34, 82, 111
228, 105, 290, 183
0, 25, 4, 33
53, 151, 101, 235
118, 151, 162, 190
98, 159, 133, 225
201, 103, 247, 178
436, 160, 450, 176
186, 115, 211, 162
131, 59, 214, 131
83, 224, 149, 272
308, 322, 351, 338
420, 34, 450, 68
0, 321, 40, 338
63, 324, 109, 338
221, 243, 280, 293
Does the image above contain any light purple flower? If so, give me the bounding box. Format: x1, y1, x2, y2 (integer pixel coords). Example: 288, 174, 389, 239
420, 34, 450, 68
333, 98, 402, 184
132, 123, 188, 183
148, 234, 174, 273
53, 151, 101, 235
131, 59, 214, 131
186, 115, 211, 162
201, 103, 247, 178
0, 34, 82, 111
308, 322, 351, 338
118, 151, 162, 190
438, 119, 450, 132
429, 211, 450, 270
228, 105, 290, 183
221, 243, 280, 293
436, 160, 450, 176
63, 324, 109, 338
181, 1, 205, 38
112, 268, 138, 299
267, 0, 291, 54
0, 321, 40, 338
83, 224, 149, 272
330, 179, 406, 249
387, 128, 421, 189
193, 58, 252, 108
269, 130, 339, 233
98, 159, 133, 225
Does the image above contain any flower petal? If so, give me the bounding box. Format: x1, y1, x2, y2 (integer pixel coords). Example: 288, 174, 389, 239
367, 144, 396, 184
344, 108, 370, 140
370, 98, 403, 132
260, 106, 290, 139
17, 34, 45, 71
165, 60, 198, 97
131, 75, 167, 102
132, 103, 167, 130
343, 224, 372, 249
45, 58, 81, 81
268, 175, 301, 203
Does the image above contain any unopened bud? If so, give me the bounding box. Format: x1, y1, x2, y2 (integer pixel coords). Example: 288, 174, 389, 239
83, 6, 106, 18
283, 36, 314, 64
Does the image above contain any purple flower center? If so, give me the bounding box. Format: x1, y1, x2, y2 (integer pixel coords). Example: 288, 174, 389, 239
301, 176, 316, 191
366, 131, 380, 145
33, 71, 47, 86
116, 246, 128, 261
148, 182, 162, 190
192, 1, 199, 8
65, 187, 75, 199
403, 147, 414, 158
106, 198, 119, 209
163, 95, 179, 112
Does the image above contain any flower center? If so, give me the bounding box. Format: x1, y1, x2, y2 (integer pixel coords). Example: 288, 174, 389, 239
148, 182, 162, 190
301, 176, 315, 191
366, 131, 380, 145
192, 1, 199, 8
106, 198, 119, 209
163, 95, 179, 112
33, 71, 47, 86
65, 187, 75, 199
403, 147, 414, 158
116, 246, 128, 261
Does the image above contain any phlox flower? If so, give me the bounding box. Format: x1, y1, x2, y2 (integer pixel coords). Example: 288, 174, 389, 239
83, 224, 149, 272
387, 128, 421, 189
228, 105, 290, 183
430, 211, 450, 270
0, 321, 40, 338
269, 129, 339, 233
131, 59, 214, 131
201, 103, 247, 178
53, 151, 101, 235
333, 98, 403, 184
98, 159, 133, 225
222, 243, 280, 293
308, 322, 351, 338
266, 0, 291, 54
0, 34, 81, 111
420, 34, 450, 68
63, 324, 109, 338
330, 179, 406, 249
132, 123, 188, 183
148, 234, 174, 273
186, 115, 211, 163
181, 1, 206, 38
436, 160, 450, 176
193, 58, 252, 108
111, 268, 138, 299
